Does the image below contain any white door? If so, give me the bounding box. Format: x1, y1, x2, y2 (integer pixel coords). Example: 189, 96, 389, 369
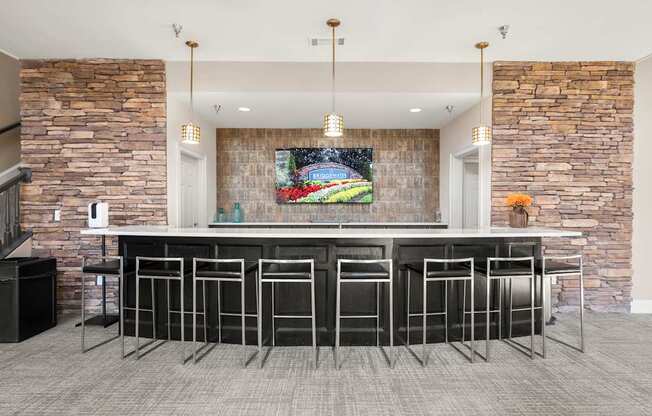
180, 153, 201, 228
462, 160, 479, 228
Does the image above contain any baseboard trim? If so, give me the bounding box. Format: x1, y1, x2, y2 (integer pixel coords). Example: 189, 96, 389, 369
631, 299, 652, 314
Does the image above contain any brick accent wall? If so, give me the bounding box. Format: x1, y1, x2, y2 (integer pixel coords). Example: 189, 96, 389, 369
216, 129, 439, 222
492, 62, 634, 311
19, 59, 167, 312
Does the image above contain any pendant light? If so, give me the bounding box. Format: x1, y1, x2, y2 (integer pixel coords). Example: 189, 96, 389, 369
323, 18, 343, 137
181, 40, 200, 144
472, 41, 491, 146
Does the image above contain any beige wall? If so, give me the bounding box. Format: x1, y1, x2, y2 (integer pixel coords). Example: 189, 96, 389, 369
632, 57, 652, 313
439, 98, 492, 228
439, 65, 492, 228
166, 96, 216, 227
0, 51, 21, 171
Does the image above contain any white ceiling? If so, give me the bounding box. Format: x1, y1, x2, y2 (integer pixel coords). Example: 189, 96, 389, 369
2, 0, 651, 62
4, 0, 650, 129
167, 62, 482, 128
175, 92, 478, 129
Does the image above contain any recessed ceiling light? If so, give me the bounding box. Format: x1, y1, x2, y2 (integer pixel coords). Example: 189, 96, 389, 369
409, 108, 422, 113
237, 107, 251, 112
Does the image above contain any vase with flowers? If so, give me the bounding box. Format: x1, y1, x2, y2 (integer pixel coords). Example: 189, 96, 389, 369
505, 193, 533, 228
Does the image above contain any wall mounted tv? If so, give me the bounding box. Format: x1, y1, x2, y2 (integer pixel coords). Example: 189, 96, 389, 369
275, 148, 373, 204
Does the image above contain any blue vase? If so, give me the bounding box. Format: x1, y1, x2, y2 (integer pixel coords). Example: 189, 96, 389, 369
232, 202, 243, 223
216, 208, 226, 223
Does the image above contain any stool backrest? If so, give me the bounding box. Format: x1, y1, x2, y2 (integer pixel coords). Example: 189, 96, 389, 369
337, 258, 392, 281
487, 256, 534, 277
193, 258, 245, 274
259, 259, 314, 281
136, 256, 184, 277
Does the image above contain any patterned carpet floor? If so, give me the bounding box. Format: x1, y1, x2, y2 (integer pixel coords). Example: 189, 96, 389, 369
1, 312, 652, 415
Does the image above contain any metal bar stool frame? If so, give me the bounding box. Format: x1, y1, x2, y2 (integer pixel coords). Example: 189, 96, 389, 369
541, 254, 584, 353
135, 256, 186, 364
257, 259, 317, 369
192, 258, 259, 366
481, 256, 541, 361
335, 258, 394, 369
505, 243, 547, 359
80, 255, 124, 356
405, 258, 475, 365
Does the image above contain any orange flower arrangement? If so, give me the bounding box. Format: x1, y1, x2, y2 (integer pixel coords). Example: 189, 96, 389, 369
505, 193, 533, 208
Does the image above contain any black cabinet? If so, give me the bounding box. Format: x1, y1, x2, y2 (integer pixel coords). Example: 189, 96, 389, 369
0, 257, 57, 342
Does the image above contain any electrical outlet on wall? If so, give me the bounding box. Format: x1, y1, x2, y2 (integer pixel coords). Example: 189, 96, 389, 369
53, 209, 61, 222
96, 275, 103, 286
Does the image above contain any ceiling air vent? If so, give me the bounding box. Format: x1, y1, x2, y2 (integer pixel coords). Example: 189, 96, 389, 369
310, 37, 345, 46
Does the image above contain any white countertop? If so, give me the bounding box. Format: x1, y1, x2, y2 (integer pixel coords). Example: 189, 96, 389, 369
81, 225, 581, 239
208, 222, 448, 227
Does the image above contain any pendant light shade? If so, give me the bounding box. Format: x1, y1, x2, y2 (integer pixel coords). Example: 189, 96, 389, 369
181, 122, 201, 144
323, 19, 343, 138
472, 41, 491, 146
182, 40, 200, 144
324, 113, 344, 137
471, 125, 491, 146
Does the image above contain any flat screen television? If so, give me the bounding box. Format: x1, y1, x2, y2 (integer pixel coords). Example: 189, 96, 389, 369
275, 148, 373, 204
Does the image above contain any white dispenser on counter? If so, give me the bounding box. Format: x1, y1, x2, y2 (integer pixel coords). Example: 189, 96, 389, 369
88, 201, 109, 228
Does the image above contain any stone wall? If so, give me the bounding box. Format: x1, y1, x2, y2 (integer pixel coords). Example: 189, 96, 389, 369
216, 128, 439, 222
20, 59, 167, 312
492, 61, 634, 311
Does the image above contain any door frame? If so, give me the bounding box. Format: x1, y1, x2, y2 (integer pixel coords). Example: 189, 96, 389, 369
448, 145, 481, 229
177, 147, 207, 227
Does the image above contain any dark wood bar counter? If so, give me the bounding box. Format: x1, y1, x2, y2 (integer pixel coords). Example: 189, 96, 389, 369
81, 226, 580, 347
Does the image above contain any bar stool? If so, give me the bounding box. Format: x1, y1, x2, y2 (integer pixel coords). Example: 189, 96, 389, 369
135, 257, 186, 364
539, 254, 584, 353
80, 255, 124, 355
481, 256, 540, 361
335, 259, 394, 369
192, 258, 259, 366
257, 259, 317, 368
404, 258, 475, 365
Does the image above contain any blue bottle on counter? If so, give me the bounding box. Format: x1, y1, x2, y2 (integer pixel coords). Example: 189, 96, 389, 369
216, 208, 226, 223
232, 202, 243, 223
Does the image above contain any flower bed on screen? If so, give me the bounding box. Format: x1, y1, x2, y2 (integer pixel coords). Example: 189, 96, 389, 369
276, 179, 373, 204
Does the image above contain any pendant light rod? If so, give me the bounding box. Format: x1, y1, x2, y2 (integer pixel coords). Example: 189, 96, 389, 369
475, 42, 489, 125
471, 41, 491, 146
323, 18, 344, 138
476, 41, 488, 125
181, 40, 201, 144
186, 40, 198, 113
327, 18, 340, 113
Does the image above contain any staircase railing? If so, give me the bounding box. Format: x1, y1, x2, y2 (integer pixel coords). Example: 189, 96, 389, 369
0, 121, 20, 136
0, 167, 32, 258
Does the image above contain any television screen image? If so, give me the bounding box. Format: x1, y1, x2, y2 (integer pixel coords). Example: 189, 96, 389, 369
275, 148, 373, 204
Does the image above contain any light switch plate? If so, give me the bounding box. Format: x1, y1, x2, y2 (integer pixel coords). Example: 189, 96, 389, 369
96, 275, 103, 285
54, 209, 61, 222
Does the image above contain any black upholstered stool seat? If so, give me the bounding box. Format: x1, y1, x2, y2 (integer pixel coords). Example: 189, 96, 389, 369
82, 259, 121, 275
137, 266, 183, 278
339, 261, 390, 279
403, 262, 471, 278
475, 260, 532, 276
536, 259, 580, 275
